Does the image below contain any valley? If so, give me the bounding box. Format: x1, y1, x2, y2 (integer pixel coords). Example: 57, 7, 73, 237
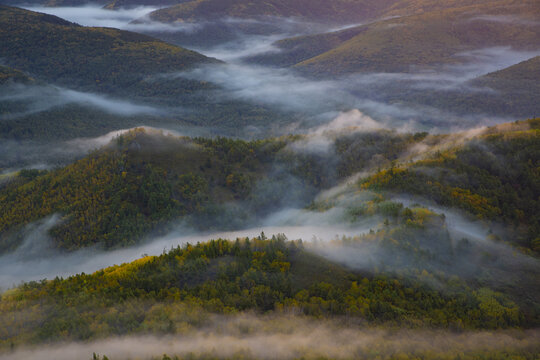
0, 1, 538, 359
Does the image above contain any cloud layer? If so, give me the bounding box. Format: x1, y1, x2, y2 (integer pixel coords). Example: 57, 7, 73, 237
1, 84, 162, 119
3, 315, 538, 360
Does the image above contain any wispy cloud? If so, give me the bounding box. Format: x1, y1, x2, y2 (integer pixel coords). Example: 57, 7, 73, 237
24, 5, 159, 28
0, 84, 163, 119
467, 14, 540, 26
3, 315, 538, 360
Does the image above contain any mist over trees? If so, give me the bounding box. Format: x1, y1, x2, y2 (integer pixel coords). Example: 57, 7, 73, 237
0, 1, 539, 359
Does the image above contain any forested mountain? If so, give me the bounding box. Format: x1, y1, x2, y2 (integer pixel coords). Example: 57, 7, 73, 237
358, 121, 540, 253
147, 0, 398, 24
0, 132, 284, 251
250, 0, 540, 75
1, 120, 538, 255
0, 0, 182, 10
0, 233, 537, 350
473, 56, 540, 97
0, 6, 296, 147
432, 57, 540, 118
0, 2, 538, 358
0, 128, 414, 252
0, 6, 213, 98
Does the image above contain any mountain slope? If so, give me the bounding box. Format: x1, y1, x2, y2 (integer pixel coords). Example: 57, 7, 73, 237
0, 235, 533, 349
0, 6, 297, 146
0, 127, 420, 252
147, 0, 398, 24
431, 56, 540, 118
249, 0, 540, 75
0, 65, 33, 85
359, 120, 540, 253
474, 56, 540, 92
1, 120, 538, 254
0, 131, 290, 251
0, 121, 538, 351
0, 6, 214, 97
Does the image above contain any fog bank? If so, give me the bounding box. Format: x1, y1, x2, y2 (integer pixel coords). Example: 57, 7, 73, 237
2, 315, 538, 360
0, 84, 162, 119
0, 208, 372, 290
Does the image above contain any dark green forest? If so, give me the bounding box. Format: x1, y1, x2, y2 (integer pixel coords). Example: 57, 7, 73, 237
0, 6, 292, 140
1, 120, 538, 254
0, 3, 539, 358
0, 234, 531, 348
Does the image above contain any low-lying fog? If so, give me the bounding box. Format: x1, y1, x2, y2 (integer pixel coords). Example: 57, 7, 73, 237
1, 84, 163, 119
2, 167, 538, 293
18, 5, 540, 135
3, 314, 538, 360
1, 2, 538, 297
0, 206, 375, 290
23, 5, 160, 29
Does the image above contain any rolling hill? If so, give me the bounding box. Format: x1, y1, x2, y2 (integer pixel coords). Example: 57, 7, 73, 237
474, 56, 540, 94
433, 56, 540, 118
0, 119, 538, 254
0, 6, 298, 147
247, 0, 540, 75
0, 232, 536, 351
0, 127, 419, 252
0, 1, 539, 358
0, 0, 183, 9
0, 6, 214, 97
146, 0, 399, 24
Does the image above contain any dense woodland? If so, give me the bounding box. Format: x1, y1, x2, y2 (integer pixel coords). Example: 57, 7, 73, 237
1, 120, 538, 254
360, 119, 540, 253
0, 234, 533, 349
0, 6, 291, 141
0, 127, 420, 251
1, 121, 539, 352
0, 2, 538, 359
0, 130, 286, 251
0, 6, 212, 95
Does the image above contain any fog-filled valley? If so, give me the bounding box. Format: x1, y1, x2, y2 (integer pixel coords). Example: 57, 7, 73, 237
0, 1, 539, 359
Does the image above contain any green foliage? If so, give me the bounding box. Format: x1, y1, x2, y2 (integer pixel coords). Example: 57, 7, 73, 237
0, 65, 33, 85
2, 120, 539, 255
360, 123, 540, 253
0, 6, 212, 98
0, 235, 527, 348
0, 130, 290, 250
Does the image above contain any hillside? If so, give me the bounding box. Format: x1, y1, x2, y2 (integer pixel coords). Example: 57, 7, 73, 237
357, 120, 540, 253
0, 65, 33, 85
474, 56, 540, 94
382, 0, 523, 16
0, 2, 538, 358
0, 131, 289, 252
0, 6, 214, 98
147, 0, 398, 24
248, 0, 540, 75
0, 234, 536, 350
0, 0, 184, 7
0, 127, 421, 252
427, 57, 540, 118
0, 121, 538, 356
292, 56, 540, 120
0, 6, 297, 146
0, 120, 538, 255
